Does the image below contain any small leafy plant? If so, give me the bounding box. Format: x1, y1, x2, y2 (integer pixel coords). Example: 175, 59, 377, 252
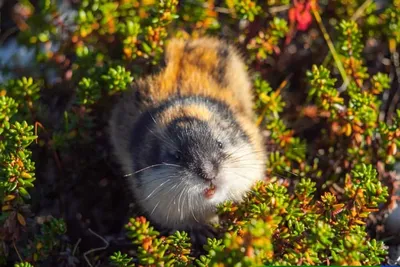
0, 0, 399, 265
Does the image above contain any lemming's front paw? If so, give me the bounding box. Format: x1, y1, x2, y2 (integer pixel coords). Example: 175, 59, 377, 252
187, 223, 224, 257
190, 223, 220, 244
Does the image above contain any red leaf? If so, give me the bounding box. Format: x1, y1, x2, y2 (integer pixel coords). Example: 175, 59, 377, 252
293, 0, 313, 31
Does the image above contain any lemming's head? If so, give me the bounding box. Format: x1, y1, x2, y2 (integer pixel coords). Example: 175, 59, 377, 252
128, 96, 265, 229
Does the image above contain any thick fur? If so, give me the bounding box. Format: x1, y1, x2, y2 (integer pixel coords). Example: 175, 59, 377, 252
109, 37, 266, 231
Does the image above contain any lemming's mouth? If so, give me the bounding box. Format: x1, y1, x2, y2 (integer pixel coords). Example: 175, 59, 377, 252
203, 183, 216, 199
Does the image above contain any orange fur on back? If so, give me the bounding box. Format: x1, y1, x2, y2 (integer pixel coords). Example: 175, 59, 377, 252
142, 37, 254, 118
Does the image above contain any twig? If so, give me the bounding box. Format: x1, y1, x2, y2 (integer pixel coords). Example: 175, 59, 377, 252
332, 182, 345, 194
72, 238, 82, 256
269, 5, 291, 14
322, 0, 373, 73
13, 241, 23, 262
34, 121, 63, 170
311, 3, 349, 90
84, 228, 110, 267
386, 39, 400, 123
0, 26, 18, 46
213, 6, 230, 14
203, 3, 290, 15
351, 0, 373, 21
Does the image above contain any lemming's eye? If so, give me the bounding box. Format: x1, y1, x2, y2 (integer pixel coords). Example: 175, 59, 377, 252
217, 141, 223, 149
168, 151, 181, 161
174, 151, 181, 160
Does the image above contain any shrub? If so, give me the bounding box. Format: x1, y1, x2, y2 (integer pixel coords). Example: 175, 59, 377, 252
0, 0, 399, 265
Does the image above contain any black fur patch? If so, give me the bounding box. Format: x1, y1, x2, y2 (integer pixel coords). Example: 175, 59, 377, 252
129, 96, 250, 174
215, 42, 230, 87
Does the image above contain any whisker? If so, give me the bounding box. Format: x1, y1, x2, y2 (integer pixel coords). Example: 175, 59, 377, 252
149, 111, 158, 125
137, 168, 182, 187
223, 170, 261, 182
224, 156, 266, 162
138, 175, 171, 187
124, 163, 181, 177
224, 149, 266, 161
271, 170, 300, 178
140, 179, 171, 202
224, 143, 251, 156
136, 171, 182, 202
225, 162, 264, 166
224, 158, 266, 165
268, 172, 291, 180
146, 125, 178, 150
178, 184, 187, 221
225, 152, 265, 160
147, 111, 179, 147
160, 162, 182, 167
150, 201, 160, 215
222, 164, 265, 169
189, 188, 199, 223
167, 179, 185, 224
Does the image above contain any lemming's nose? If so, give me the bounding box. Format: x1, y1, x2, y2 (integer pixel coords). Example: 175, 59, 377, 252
198, 160, 219, 181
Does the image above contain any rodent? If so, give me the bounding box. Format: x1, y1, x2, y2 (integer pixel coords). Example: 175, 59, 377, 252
109, 37, 266, 234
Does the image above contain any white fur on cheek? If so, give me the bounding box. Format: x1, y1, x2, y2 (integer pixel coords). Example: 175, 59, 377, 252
132, 168, 215, 229
215, 142, 264, 203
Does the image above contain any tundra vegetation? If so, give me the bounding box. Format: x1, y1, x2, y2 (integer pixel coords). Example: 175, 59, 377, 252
1, 0, 400, 266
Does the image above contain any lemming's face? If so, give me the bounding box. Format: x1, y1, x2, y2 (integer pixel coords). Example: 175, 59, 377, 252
131, 102, 265, 229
